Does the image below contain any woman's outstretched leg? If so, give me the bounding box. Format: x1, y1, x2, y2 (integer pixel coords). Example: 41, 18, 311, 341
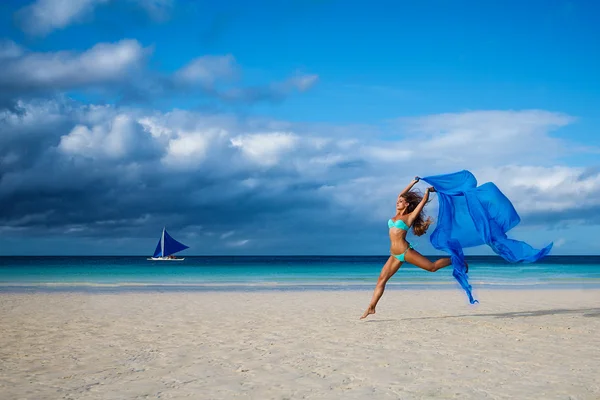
360, 256, 402, 319
404, 250, 468, 272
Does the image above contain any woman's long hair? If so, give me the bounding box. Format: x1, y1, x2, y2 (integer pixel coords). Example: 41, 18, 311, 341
401, 190, 433, 236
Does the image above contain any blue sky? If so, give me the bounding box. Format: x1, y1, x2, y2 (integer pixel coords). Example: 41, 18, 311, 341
0, 0, 599, 255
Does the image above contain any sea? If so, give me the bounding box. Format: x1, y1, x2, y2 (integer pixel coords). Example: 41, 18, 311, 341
1, 256, 599, 293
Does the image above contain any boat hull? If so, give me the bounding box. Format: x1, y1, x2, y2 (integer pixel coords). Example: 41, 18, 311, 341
147, 257, 185, 261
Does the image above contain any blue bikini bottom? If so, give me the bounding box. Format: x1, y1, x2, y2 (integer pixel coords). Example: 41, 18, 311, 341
391, 242, 413, 262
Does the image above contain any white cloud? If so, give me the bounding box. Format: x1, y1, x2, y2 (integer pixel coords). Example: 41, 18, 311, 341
59, 113, 159, 159
402, 110, 576, 167
360, 144, 413, 163
405, 110, 572, 134
230, 132, 299, 167
161, 128, 229, 169
474, 165, 600, 217
173, 54, 238, 87
0, 39, 147, 92
0, 40, 317, 106
16, 0, 110, 36
15, 0, 173, 36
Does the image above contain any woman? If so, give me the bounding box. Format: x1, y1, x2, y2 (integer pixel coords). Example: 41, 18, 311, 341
360, 177, 465, 319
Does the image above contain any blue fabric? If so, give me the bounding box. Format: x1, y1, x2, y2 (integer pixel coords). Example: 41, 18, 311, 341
421, 170, 553, 304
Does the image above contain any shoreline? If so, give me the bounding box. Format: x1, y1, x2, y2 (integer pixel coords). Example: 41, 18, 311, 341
1, 281, 600, 294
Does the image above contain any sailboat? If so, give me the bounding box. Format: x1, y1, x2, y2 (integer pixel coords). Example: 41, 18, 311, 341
147, 227, 189, 261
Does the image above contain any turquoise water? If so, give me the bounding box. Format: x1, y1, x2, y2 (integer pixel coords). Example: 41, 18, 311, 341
1, 256, 599, 292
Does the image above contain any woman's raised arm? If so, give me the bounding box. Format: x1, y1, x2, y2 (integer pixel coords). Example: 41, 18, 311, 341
400, 176, 420, 196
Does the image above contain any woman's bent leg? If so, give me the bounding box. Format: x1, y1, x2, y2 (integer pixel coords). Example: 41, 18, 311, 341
404, 250, 453, 272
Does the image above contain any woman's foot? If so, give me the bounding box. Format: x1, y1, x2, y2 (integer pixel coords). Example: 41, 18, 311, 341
360, 306, 376, 319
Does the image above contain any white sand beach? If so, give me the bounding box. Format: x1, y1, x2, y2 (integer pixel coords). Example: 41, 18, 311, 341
1, 289, 599, 399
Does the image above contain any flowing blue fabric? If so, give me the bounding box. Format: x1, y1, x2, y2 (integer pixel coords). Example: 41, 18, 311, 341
421, 170, 553, 304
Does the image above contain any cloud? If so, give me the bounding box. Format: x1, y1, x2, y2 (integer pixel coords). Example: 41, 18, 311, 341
15, 0, 174, 36
220, 231, 235, 239
221, 73, 319, 103
405, 110, 573, 134
15, 0, 110, 36
398, 110, 599, 225
474, 165, 600, 226
0, 101, 597, 254
401, 110, 576, 167
0, 41, 318, 107
554, 238, 567, 247
173, 54, 238, 88
228, 239, 249, 247
0, 39, 148, 98
171, 58, 318, 104
0, 99, 354, 250
0, 40, 24, 59
132, 0, 173, 22
287, 74, 319, 91
230, 132, 299, 167
126, 57, 319, 105
59, 113, 161, 160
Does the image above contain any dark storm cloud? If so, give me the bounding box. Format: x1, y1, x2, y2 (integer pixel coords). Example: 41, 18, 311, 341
0, 100, 359, 248
0, 99, 598, 254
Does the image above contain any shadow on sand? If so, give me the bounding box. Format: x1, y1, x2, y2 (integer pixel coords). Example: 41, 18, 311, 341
400, 307, 600, 320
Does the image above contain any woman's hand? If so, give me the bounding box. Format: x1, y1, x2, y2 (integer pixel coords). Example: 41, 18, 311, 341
427, 186, 436, 193
401, 176, 421, 196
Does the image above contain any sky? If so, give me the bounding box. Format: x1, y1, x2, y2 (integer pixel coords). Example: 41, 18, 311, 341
0, 0, 599, 256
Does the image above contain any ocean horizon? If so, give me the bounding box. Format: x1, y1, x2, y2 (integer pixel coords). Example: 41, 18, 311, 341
1, 255, 599, 293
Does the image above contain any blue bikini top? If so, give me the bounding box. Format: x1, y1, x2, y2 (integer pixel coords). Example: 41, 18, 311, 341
388, 218, 410, 231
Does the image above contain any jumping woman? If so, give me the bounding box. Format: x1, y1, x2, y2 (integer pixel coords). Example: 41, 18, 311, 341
360, 177, 466, 319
